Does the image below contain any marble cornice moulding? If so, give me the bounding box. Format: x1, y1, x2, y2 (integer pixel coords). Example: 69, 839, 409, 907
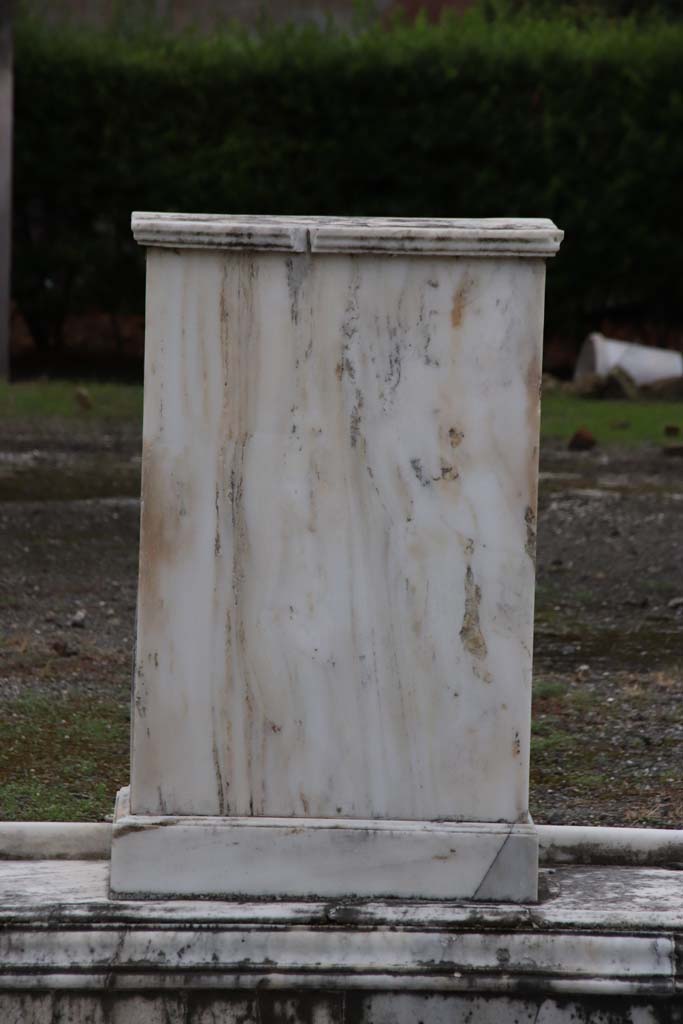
131, 212, 564, 257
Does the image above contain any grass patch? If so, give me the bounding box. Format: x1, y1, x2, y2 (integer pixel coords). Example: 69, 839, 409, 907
0, 694, 129, 821
530, 668, 683, 826
1, 382, 680, 446
531, 729, 571, 756
533, 679, 566, 700
0, 380, 143, 421
541, 393, 683, 446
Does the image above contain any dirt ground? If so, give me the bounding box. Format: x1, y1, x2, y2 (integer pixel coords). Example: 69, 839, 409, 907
0, 420, 682, 825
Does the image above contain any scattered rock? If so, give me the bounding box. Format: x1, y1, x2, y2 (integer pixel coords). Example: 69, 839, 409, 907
576, 663, 591, 681
664, 424, 681, 437
668, 597, 683, 610
624, 597, 649, 609
70, 609, 87, 628
568, 427, 597, 452
52, 638, 78, 657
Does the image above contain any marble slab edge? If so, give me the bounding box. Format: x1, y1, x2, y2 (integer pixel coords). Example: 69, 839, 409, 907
0, 862, 682, 997
110, 790, 537, 902
0, 927, 676, 997
4, 862, 683, 933
0, 901, 676, 996
131, 213, 563, 256
4, 822, 683, 868
0, 822, 111, 861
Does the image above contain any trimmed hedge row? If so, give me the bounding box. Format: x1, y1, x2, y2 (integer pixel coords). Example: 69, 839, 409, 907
13, 10, 683, 351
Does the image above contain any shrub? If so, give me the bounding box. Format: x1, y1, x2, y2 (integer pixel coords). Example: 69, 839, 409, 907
13, 9, 683, 353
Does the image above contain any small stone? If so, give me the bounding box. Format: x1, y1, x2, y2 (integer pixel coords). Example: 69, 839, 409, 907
70, 609, 87, 628
576, 663, 590, 681
662, 444, 683, 457
668, 597, 683, 610
52, 638, 77, 657
74, 386, 93, 411
568, 427, 597, 452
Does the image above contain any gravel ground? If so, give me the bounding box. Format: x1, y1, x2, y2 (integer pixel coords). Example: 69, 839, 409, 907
0, 421, 681, 825
532, 443, 683, 826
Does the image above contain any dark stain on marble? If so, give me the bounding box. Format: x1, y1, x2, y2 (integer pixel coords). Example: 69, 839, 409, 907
525, 505, 537, 561
460, 565, 488, 662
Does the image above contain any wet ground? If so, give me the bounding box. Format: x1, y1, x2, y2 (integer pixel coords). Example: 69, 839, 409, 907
0, 421, 681, 825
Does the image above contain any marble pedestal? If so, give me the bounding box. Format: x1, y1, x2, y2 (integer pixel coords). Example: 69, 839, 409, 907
110, 214, 563, 901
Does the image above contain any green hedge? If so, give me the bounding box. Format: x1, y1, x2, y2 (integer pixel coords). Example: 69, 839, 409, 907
13, 10, 683, 352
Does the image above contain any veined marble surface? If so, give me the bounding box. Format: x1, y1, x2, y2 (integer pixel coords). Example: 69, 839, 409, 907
131, 220, 552, 822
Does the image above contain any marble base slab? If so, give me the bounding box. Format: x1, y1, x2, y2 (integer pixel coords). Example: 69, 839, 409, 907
1, 858, 681, 1023
1, 994, 679, 1024
109, 787, 537, 901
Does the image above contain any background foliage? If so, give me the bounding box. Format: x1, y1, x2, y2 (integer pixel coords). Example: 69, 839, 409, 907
13, 6, 683, 354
